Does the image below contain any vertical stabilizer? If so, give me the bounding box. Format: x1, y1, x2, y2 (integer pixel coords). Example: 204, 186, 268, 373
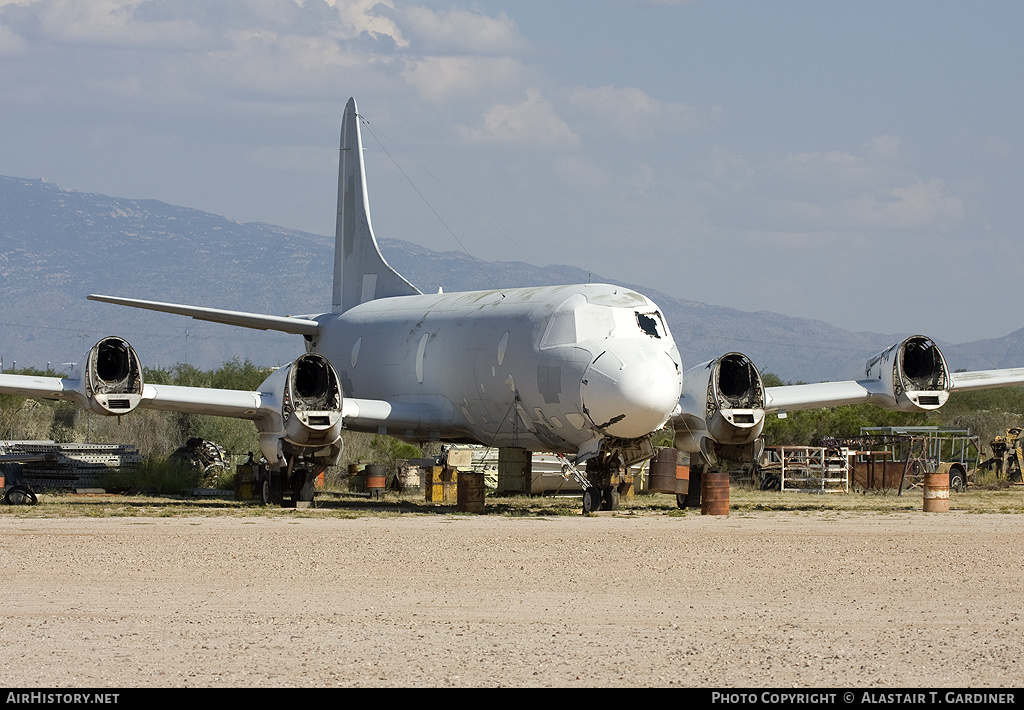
333, 97, 420, 313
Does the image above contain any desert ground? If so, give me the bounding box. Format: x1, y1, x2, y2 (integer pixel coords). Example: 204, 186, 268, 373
1, 501, 1023, 688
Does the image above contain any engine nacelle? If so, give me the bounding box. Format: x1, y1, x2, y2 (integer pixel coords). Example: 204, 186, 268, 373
674, 352, 766, 453
254, 353, 344, 469
67, 336, 145, 415
861, 335, 950, 411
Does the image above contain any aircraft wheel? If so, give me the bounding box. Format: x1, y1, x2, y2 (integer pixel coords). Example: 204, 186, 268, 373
4, 486, 37, 505
259, 471, 283, 506
582, 487, 600, 514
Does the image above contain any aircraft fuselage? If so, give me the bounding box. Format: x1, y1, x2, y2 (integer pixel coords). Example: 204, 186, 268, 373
312, 283, 684, 453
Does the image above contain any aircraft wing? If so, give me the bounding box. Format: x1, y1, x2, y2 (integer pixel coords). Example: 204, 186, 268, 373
138, 384, 264, 419
0, 374, 447, 447
0, 373, 72, 401
765, 380, 879, 413
950, 367, 1024, 390
341, 398, 450, 434
765, 366, 1024, 414
87, 294, 321, 336
0, 372, 267, 421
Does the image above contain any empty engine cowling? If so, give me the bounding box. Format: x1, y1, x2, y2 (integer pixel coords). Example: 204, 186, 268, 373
68, 336, 145, 415
674, 352, 766, 452
861, 335, 950, 411
255, 353, 344, 468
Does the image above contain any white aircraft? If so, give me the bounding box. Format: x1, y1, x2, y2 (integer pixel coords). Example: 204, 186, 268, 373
4, 97, 1024, 511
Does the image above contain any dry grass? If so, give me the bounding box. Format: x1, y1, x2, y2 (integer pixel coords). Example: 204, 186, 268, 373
2, 481, 1024, 519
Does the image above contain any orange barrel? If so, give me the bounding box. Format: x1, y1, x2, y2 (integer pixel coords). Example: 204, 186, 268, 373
923, 471, 950, 513
365, 464, 386, 498
457, 471, 485, 514
700, 470, 730, 516
675, 463, 690, 496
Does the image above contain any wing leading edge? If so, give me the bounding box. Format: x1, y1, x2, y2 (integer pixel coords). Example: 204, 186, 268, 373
766, 366, 1024, 414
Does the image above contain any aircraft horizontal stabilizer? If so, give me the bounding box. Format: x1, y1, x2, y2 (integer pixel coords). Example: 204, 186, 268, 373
87, 295, 321, 336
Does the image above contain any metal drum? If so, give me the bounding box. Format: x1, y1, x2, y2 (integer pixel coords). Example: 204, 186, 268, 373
923, 471, 950, 513
700, 470, 730, 516
234, 464, 254, 501
365, 464, 386, 498
649, 448, 679, 494
347, 463, 365, 492
457, 471, 485, 514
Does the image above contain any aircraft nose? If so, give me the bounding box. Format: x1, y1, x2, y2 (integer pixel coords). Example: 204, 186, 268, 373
580, 341, 681, 439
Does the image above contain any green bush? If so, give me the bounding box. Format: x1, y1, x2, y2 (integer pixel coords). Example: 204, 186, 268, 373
98, 457, 203, 495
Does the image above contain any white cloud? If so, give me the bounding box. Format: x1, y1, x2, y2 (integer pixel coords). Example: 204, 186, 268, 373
322, 0, 407, 46
551, 154, 612, 193
567, 85, 720, 140
0, 18, 26, 53
397, 5, 528, 55
854, 178, 964, 230
702, 137, 965, 234
28, 0, 212, 49
0, 0, 417, 106
462, 90, 579, 149
403, 55, 527, 102
205, 28, 371, 99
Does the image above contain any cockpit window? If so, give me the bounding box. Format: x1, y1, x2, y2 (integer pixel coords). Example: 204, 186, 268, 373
541, 303, 666, 347
636, 311, 664, 338
541, 311, 576, 347
575, 306, 615, 342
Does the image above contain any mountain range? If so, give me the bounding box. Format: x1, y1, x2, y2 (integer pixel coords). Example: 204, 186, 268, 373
1, 174, 1021, 384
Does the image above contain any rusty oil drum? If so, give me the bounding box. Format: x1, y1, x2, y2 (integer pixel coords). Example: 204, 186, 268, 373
649, 448, 689, 495
923, 471, 950, 513
456, 471, 485, 514
700, 470, 730, 516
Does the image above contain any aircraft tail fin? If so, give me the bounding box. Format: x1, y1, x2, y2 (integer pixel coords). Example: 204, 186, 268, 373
333, 97, 420, 313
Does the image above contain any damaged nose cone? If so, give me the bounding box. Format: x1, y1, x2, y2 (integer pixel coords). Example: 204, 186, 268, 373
581, 341, 681, 439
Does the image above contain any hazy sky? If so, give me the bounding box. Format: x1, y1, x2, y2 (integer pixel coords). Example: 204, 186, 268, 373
2, 0, 1022, 344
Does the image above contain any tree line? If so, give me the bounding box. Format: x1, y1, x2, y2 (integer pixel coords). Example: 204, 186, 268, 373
2, 362, 1022, 466
759, 372, 1024, 451
0, 359, 426, 474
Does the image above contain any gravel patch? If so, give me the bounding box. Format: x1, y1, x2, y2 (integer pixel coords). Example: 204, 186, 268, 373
1, 511, 1022, 687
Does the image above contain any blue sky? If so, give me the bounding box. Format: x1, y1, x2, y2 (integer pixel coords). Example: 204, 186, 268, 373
2, 0, 1022, 344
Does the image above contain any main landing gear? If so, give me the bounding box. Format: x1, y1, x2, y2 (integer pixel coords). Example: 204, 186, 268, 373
254, 460, 317, 508
582, 484, 621, 513
556, 452, 627, 513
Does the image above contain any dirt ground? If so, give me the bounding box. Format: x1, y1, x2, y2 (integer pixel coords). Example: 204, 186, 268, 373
1, 509, 1022, 688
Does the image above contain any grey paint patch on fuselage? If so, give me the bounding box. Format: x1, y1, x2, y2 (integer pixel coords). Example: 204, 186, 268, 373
537, 365, 562, 404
